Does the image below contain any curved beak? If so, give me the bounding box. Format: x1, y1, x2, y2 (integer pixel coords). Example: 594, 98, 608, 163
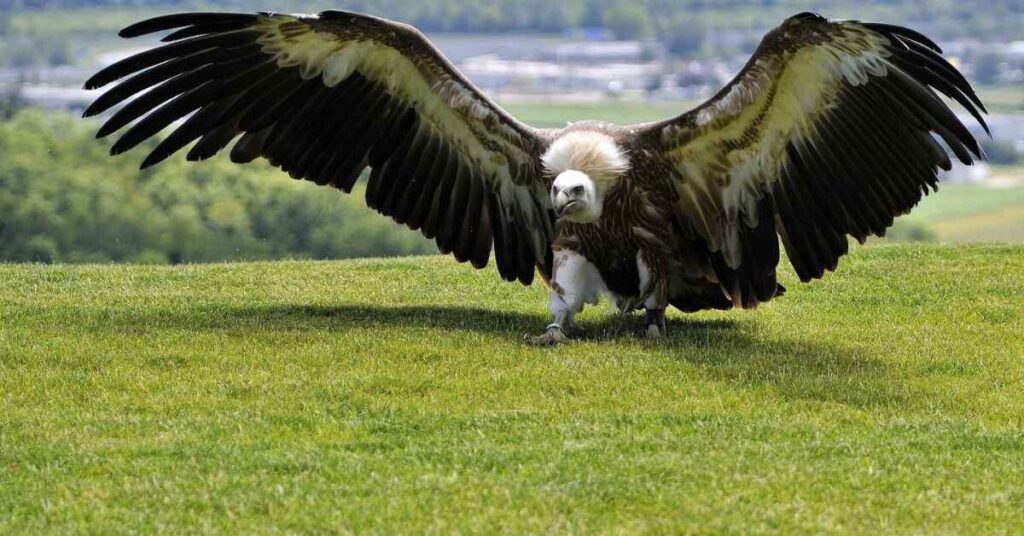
553, 190, 582, 218
556, 199, 583, 218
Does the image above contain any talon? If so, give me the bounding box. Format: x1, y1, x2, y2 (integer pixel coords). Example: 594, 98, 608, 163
527, 324, 567, 347
644, 308, 667, 340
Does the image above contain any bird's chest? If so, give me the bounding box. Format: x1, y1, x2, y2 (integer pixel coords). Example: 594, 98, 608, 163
554, 221, 642, 298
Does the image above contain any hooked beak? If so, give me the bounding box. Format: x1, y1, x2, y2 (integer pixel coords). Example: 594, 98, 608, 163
555, 196, 583, 218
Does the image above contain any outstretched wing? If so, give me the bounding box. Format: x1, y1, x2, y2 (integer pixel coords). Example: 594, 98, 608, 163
635, 13, 986, 303
84, 10, 555, 285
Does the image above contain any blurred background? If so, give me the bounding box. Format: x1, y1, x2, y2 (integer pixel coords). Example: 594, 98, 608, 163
1, 0, 1022, 264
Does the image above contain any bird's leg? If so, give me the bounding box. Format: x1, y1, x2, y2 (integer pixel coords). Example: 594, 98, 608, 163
528, 323, 568, 347
638, 250, 669, 340
645, 308, 667, 339
527, 250, 598, 347
527, 287, 583, 346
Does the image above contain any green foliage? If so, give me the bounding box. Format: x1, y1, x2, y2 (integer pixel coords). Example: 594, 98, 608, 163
659, 14, 706, 56
603, 3, 653, 40
883, 219, 938, 243
0, 103, 1019, 267
0, 110, 436, 264
0, 84, 25, 120
1, 246, 1023, 532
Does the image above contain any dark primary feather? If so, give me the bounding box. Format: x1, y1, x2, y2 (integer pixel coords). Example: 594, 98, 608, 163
83, 43, 263, 118
861, 22, 943, 53
161, 20, 257, 42
118, 13, 258, 38
638, 13, 988, 294
83, 11, 552, 287
85, 30, 258, 90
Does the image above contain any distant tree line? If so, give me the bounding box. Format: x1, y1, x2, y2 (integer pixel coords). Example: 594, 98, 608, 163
0, 105, 970, 265
2, 0, 1022, 67
0, 110, 437, 264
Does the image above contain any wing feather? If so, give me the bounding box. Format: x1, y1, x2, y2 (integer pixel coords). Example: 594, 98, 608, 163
84, 10, 554, 284
636, 13, 986, 292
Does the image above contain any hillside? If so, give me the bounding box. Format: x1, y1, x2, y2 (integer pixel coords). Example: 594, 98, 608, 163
1, 245, 1023, 533
903, 180, 1024, 243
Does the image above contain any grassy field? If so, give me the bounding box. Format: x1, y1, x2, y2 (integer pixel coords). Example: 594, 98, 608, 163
503, 101, 697, 129
906, 180, 1024, 242
1, 245, 1022, 533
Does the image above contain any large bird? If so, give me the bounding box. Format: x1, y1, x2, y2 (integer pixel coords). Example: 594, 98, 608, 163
84, 10, 987, 345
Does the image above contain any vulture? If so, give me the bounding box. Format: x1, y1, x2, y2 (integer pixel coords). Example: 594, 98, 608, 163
84, 10, 987, 345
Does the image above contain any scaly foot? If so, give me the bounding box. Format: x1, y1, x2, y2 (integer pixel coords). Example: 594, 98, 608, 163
644, 309, 667, 340
526, 324, 568, 347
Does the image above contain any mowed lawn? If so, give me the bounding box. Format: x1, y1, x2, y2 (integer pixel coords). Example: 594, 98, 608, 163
1, 245, 1023, 534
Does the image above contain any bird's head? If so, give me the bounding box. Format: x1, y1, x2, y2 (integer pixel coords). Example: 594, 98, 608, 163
542, 130, 630, 225
551, 170, 601, 223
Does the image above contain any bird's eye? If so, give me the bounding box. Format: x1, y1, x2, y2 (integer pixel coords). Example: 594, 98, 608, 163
572, 185, 585, 195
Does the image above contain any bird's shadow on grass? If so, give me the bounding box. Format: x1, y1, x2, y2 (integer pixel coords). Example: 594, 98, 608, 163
150, 303, 907, 410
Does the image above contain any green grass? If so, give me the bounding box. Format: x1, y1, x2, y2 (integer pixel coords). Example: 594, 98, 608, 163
911, 182, 1024, 221
907, 181, 1024, 242
502, 101, 698, 129
1, 245, 1023, 533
